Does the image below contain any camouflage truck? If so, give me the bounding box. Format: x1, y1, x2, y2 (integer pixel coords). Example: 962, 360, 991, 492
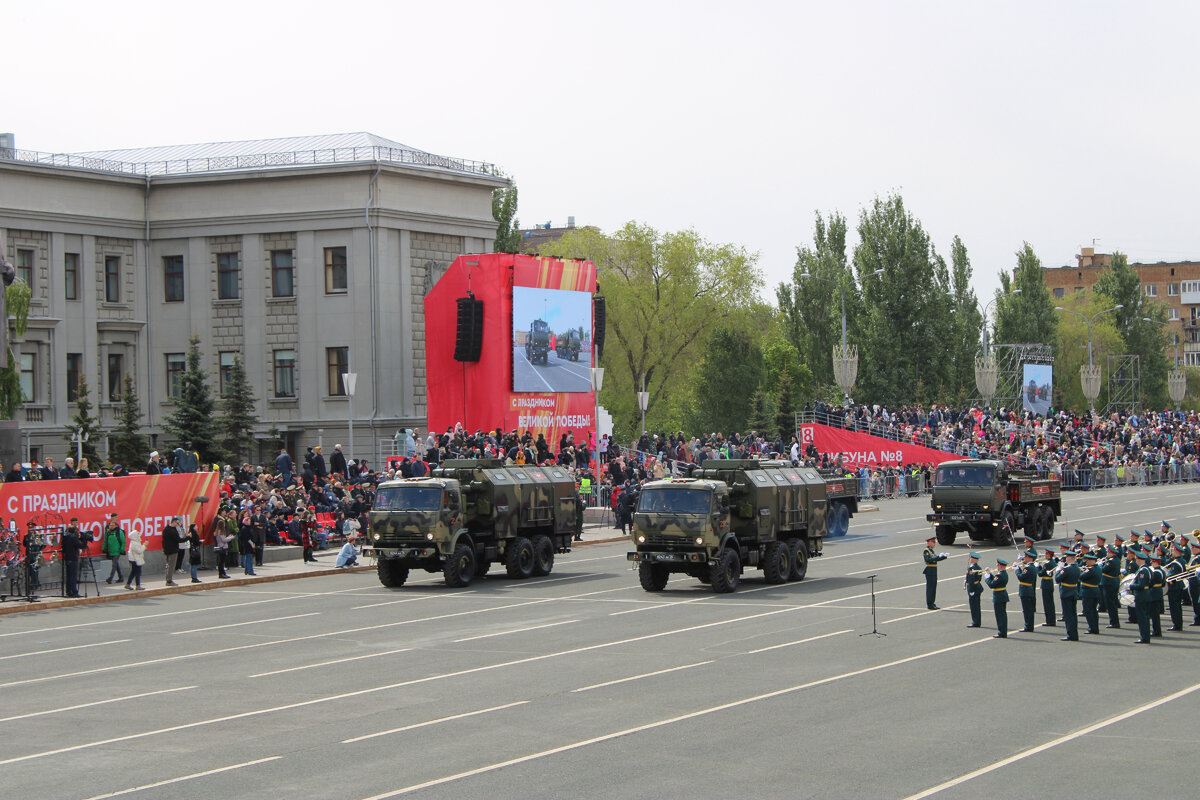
926, 458, 1061, 546
626, 460, 858, 593
364, 460, 578, 588
525, 319, 551, 365
555, 329, 582, 361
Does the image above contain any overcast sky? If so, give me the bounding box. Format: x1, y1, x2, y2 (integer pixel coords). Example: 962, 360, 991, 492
8, 1, 1199, 315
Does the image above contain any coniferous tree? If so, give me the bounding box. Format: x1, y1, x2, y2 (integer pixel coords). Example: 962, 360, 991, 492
163, 335, 218, 464
63, 374, 102, 464
217, 355, 259, 464
107, 374, 146, 469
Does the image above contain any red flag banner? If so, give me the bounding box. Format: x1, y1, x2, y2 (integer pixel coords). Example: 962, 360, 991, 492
800, 423, 958, 471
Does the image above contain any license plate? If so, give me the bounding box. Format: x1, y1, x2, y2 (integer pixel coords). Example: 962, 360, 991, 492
947, 515, 968, 521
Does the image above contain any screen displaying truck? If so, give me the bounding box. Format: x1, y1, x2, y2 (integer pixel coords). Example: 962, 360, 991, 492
935, 466, 994, 486
512, 286, 593, 393
637, 488, 712, 515
374, 485, 442, 511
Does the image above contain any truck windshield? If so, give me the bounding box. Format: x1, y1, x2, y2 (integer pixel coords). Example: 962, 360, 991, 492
374, 486, 442, 511
638, 488, 711, 515
936, 466, 994, 486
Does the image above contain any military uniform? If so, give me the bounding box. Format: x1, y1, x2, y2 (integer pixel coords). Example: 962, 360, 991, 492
1037, 551, 1058, 626
1187, 545, 1200, 626
965, 553, 984, 628
1125, 535, 1142, 623
1079, 556, 1102, 635
922, 538, 947, 610
985, 559, 1010, 638
1015, 552, 1038, 632
1101, 545, 1122, 628
1165, 544, 1186, 631
1093, 537, 1108, 612
1130, 551, 1153, 643
1149, 554, 1166, 637
1056, 554, 1081, 641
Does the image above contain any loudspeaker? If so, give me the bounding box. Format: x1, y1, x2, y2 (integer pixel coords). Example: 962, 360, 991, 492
454, 295, 484, 362
593, 295, 606, 360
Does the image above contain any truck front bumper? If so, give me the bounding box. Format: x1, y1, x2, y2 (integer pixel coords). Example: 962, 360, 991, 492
627, 551, 709, 564
926, 513, 993, 524
363, 546, 439, 559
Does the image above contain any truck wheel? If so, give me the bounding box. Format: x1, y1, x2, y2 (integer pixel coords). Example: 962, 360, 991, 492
531, 535, 555, 576
505, 537, 535, 579
443, 543, 476, 588
829, 503, 849, 537
995, 513, 1015, 546
474, 558, 491, 578
789, 538, 808, 581
709, 548, 741, 593
1024, 513, 1039, 542
935, 525, 956, 546
377, 559, 409, 588
762, 541, 788, 584
1039, 507, 1055, 540
638, 563, 669, 591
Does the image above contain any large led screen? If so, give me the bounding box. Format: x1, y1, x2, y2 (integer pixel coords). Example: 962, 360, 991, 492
512, 286, 593, 393
1022, 363, 1052, 416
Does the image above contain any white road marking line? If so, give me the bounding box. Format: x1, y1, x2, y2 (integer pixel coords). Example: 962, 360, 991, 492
79, 756, 282, 800
881, 610, 939, 625
340, 701, 530, 743
903, 681, 1200, 800
453, 620, 578, 643
359, 638, 993, 799
572, 661, 715, 692
609, 604, 673, 616
249, 649, 413, 678
0, 639, 131, 661
822, 542, 924, 559
745, 629, 851, 654
351, 596, 440, 610
0, 686, 197, 724
171, 612, 320, 635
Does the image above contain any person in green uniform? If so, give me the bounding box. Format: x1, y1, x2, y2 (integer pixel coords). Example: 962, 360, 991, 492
1130, 548, 1153, 644
1079, 552, 1102, 635
1165, 542, 1186, 632
1125, 534, 1141, 624
574, 492, 585, 542
1037, 547, 1058, 627
1015, 549, 1038, 633
1148, 553, 1166, 637
1055, 549, 1081, 641
1092, 536, 1108, 614
985, 558, 1010, 638
965, 552, 984, 628
1187, 535, 1200, 626
922, 536, 947, 610
1101, 544, 1122, 629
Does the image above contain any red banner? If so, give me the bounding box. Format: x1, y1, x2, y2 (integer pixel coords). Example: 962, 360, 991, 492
0, 472, 220, 552
800, 423, 957, 470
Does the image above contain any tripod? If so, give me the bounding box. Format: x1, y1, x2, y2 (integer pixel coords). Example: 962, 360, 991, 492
860, 574, 886, 637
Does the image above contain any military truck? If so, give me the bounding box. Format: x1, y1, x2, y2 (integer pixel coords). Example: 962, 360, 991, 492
525, 319, 551, 365
626, 460, 858, 593
926, 458, 1061, 546
555, 329, 582, 362
364, 460, 578, 588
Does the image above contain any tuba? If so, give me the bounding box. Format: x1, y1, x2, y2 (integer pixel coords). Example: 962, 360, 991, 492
1118, 574, 1137, 607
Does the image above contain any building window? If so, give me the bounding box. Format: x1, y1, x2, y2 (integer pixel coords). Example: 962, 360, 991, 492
326, 346, 348, 396
164, 255, 185, 302
271, 250, 294, 298
274, 350, 296, 398
1184, 280, 1200, 294
66, 353, 82, 403
15, 249, 33, 286
18, 352, 34, 403
324, 246, 347, 294
217, 252, 240, 300
1168, 307, 1180, 320
1188, 352, 1200, 367
64, 253, 79, 300
165, 353, 185, 399
104, 256, 121, 302
107, 353, 123, 401
1168, 283, 1179, 296
1053, 287, 1064, 299
219, 352, 237, 396
1144, 284, 1157, 297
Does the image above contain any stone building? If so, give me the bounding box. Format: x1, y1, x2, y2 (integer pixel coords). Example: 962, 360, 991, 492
0, 133, 504, 465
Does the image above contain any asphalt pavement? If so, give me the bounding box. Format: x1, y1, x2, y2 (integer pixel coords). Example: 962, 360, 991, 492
2, 483, 1198, 800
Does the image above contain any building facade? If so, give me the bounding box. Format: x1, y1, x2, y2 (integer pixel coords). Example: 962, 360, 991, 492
1041, 247, 1200, 367
0, 133, 504, 466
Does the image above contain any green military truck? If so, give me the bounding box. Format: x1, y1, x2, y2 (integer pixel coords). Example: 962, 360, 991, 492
926, 458, 1061, 547
626, 460, 858, 593
364, 460, 578, 588
555, 329, 582, 362
525, 319, 551, 365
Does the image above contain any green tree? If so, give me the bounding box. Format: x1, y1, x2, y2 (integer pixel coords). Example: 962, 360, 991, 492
542, 222, 761, 441
947, 236, 984, 398
687, 327, 764, 434
492, 179, 521, 254
0, 278, 32, 418
762, 338, 814, 402
746, 385, 776, 434
107, 374, 146, 468
1051, 291, 1125, 412
774, 366, 797, 442
993, 243, 1058, 347
163, 335, 218, 464
1093, 252, 1171, 407
63, 374, 102, 464
217, 355, 259, 464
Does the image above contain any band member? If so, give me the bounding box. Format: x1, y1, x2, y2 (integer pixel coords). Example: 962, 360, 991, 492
985, 558, 1010, 638
922, 536, 947, 610
1125, 537, 1141, 624
1015, 549, 1038, 633
1037, 547, 1058, 627
1093, 535, 1107, 559
965, 552, 984, 628
1101, 544, 1122, 629
1072, 529, 1086, 554
1056, 549, 1081, 641
1079, 552, 1102, 635
1187, 541, 1200, 626
1165, 542, 1186, 632
1148, 553, 1166, 638
1130, 548, 1153, 643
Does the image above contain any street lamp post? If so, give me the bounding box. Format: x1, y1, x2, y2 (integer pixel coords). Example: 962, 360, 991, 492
976, 289, 1021, 410
798, 269, 882, 404
636, 373, 649, 437
1054, 304, 1124, 413
1144, 316, 1187, 410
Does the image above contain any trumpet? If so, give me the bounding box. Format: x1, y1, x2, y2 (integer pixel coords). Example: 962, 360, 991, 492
1166, 566, 1200, 584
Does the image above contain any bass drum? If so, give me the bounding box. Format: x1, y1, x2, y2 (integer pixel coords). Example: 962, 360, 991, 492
1118, 574, 1136, 607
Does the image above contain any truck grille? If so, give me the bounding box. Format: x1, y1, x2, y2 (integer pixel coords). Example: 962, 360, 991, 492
376, 532, 428, 546
938, 503, 982, 514
643, 532, 695, 547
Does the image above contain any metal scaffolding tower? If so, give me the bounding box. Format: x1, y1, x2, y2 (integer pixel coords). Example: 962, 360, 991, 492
1106, 354, 1141, 416
991, 343, 1054, 410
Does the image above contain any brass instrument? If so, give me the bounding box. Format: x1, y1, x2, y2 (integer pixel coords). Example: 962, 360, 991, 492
1118, 574, 1137, 607
1166, 566, 1200, 584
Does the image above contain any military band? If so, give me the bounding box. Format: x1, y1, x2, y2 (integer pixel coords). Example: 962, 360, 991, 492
1037, 547, 1057, 626
1079, 552, 1101, 635
1101, 544, 1121, 628
984, 558, 1009, 638
1056, 550, 1081, 641
1015, 550, 1037, 632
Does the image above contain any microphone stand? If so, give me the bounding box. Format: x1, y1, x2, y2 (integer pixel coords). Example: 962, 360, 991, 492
860, 574, 886, 637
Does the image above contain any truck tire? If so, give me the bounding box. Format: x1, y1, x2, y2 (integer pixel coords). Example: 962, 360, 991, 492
789, 538, 809, 581
531, 535, 555, 576
995, 512, 1016, 546
377, 559, 408, 588
638, 562, 669, 591
709, 548, 741, 593
443, 543, 476, 588
935, 525, 956, 546
505, 537, 535, 579
829, 502, 850, 537
762, 541, 789, 584
1024, 513, 1039, 542
1039, 507, 1055, 540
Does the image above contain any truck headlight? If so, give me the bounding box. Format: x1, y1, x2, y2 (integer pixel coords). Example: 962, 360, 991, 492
637, 535, 646, 543
695, 537, 704, 545
935, 504, 942, 509
981, 504, 989, 510
373, 533, 381, 541
426, 532, 434, 541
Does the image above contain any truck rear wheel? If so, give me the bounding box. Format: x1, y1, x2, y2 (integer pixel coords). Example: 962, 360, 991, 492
789, 538, 808, 581
443, 543, 476, 588
1038, 507, 1055, 540
531, 535, 555, 576
762, 541, 789, 584
377, 559, 409, 588
996, 512, 1016, 546
935, 525, 956, 546
829, 503, 850, 537
505, 537, 535, 579
709, 548, 741, 593
638, 563, 669, 591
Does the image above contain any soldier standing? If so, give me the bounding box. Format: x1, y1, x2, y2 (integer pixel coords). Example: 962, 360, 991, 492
965, 552, 984, 628
1079, 552, 1102, 635
1056, 550, 1081, 641
1101, 545, 1122, 629
1148, 553, 1166, 638
1015, 549, 1038, 633
1130, 548, 1153, 644
985, 558, 1010, 638
922, 536, 947, 610
1165, 542, 1186, 632
1037, 547, 1058, 627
